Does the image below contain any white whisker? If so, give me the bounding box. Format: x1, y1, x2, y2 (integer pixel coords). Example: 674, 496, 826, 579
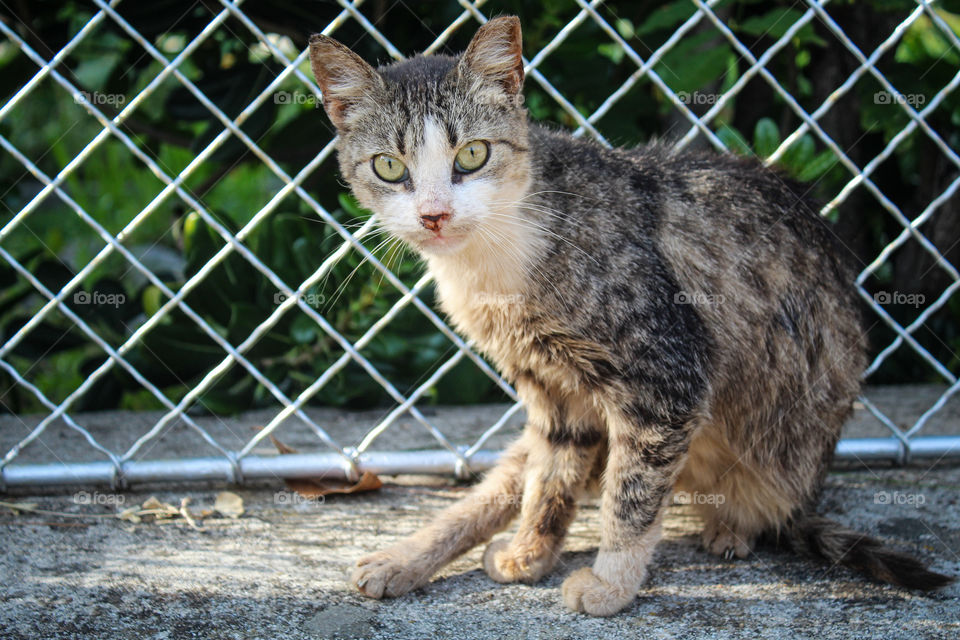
484, 208, 598, 266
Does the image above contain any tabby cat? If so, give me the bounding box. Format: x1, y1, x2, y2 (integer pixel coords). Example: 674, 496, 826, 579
308, 17, 952, 616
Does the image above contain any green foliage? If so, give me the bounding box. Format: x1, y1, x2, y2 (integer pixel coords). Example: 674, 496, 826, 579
720, 117, 841, 184
1, 0, 958, 413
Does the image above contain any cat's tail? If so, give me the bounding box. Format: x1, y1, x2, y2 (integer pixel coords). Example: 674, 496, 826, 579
780, 515, 954, 590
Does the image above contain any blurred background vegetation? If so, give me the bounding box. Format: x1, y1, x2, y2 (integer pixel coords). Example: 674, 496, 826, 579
0, 0, 958, 416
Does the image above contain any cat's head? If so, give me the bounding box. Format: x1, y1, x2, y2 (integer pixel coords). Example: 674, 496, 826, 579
309, 17, 531, 256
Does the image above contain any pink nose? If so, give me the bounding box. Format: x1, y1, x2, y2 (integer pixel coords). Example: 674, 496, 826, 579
419, 210, 451, 232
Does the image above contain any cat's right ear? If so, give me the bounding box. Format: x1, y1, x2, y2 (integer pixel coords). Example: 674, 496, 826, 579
309, 35, 383, 130
459, 16, 525, 97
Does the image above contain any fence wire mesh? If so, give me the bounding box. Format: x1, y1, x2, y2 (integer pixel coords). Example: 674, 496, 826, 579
1, 0, 958, 488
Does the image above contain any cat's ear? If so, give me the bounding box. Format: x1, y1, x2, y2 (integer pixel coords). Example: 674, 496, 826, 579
309, 34, 383, 129
459, 16, 525, 96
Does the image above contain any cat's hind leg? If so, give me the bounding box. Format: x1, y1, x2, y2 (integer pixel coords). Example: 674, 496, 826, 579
676, 421, 821, 562
352, 432, 529, 598
695, 462, 792, 560
675, 427, 766, 560
700, 515, 757, 559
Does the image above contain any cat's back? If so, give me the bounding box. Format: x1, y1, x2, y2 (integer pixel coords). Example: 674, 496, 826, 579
524, 124, 863, 380
527, 124, 854, 293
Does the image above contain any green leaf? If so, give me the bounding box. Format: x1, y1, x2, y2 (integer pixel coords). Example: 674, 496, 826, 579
615, 18, 635, 40
781, 134, 815, 171
290, 314, 317, 344
338, 193, 371, 220
796, 149, 838, 182
182, 211, 219, 271
735, 8, 824, 45
896, 13, 960, 65
753, 118, 780, 158
142, 284, 166, 317
597, 43, 625, 65
636, 0, 696, 36
716, 124, 752, 156
655, 33, 733, 94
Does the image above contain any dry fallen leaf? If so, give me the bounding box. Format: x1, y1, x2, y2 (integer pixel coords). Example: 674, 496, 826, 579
0, 497, 203, 529
270, 436, 297, 455
214, 491, 244, 519
2, 502, 38, 515
140, 496, 179, 519
284, 471, 383, 498
270, 436, 383, 498
178, 497, 201, 530
117, 506, 142, 524
131, 496, 202, 529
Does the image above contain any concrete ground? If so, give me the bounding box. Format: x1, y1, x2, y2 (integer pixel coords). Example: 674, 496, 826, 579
1, 385, 959, 639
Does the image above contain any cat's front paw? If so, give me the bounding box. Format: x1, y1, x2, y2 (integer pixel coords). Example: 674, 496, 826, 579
561, 567, 635, 617
351, 548, 428, 598
482, 538, 558, 584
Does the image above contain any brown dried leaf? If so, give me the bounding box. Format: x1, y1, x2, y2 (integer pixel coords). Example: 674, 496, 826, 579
270, 436, 382, 498
270, 435, 298, 455
214, 491, 244, 519
284, 471, 383, 498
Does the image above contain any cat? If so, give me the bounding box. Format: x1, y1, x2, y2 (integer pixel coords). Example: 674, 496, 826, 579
308, 16, 953, 616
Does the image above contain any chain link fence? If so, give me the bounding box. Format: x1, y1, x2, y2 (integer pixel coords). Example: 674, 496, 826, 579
1, 0, 958, 488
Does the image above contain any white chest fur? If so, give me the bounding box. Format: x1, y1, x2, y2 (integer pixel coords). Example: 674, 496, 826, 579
425, 212, 545, 355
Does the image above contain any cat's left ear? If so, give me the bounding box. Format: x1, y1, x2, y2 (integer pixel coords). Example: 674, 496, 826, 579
309, 34, 384, 129
459, 16, 525, 97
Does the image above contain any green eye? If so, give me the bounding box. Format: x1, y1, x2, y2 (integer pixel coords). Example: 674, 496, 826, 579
372, 154, 408, 182
454, 140, 489, 173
